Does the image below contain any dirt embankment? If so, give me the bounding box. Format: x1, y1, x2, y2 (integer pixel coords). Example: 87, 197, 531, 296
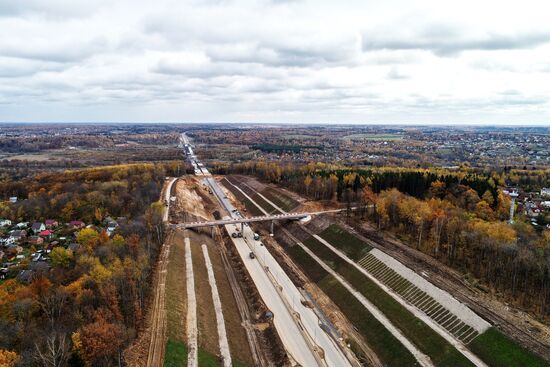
228, 174, 343, 213
124, 230, 172, 367
171, 176, 213, 222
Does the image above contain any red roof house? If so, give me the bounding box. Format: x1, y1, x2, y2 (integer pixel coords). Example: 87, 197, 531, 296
39, 230, 53, 238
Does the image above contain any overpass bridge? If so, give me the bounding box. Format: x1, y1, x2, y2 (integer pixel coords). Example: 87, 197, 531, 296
170, 208, 351, 231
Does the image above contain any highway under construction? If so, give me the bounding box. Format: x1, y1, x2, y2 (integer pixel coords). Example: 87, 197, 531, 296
178, 133, 356, 367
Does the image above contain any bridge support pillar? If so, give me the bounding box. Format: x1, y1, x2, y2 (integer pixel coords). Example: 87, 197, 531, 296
241, 222, 244, 233
211, 226, 215, 239
270, 220, 274, 236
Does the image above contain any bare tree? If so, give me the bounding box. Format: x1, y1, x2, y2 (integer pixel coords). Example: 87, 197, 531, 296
39, 290, 68, 328
34, 333, 70, 367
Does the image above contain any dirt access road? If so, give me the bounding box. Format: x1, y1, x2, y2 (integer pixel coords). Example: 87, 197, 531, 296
146, 229, 173, 367
124, 177, 176, 367
147, 178, 177, 367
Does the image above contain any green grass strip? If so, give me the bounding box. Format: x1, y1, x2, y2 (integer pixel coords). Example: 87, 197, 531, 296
164, 339, 188, 367
318, 224, 372, 260
469, 328, 549, 367
197, 349, 222, 367
303, 236, 474, 367
287, 245, 420, 366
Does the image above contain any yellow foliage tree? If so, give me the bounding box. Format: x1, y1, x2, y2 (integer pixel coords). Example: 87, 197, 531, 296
0, 349, 17, 367
77, 228, 100, 250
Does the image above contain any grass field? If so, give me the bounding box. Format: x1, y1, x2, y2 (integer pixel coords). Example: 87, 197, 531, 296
261, 187, 299, 212
469, 328, 549, 367
318, 225, 372, 260
303, 236, 474, 366
164, 339, 187, 367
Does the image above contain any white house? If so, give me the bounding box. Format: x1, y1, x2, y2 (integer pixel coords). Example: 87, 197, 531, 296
31, 222, 46, 233
0, 237, 16, 246
541, 188, 550, 197
0, 219, 11, 227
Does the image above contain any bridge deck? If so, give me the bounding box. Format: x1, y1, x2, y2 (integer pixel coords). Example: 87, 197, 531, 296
172, 212, 310, 229
171, 208, 350, 229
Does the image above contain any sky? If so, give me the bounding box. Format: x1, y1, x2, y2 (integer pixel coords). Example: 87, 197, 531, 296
1, 0, 550, 124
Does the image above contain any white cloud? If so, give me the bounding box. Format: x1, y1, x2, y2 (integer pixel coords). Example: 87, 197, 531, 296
1, 0, 550, 124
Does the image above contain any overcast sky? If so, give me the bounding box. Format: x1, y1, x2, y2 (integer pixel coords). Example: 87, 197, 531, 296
1, 0, 550, 124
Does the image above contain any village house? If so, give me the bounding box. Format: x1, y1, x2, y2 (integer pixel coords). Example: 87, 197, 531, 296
9, 229, 27, 241
69, 220, 85, 229
28, 235, 44, 246
5, 245, 24, 255
47, 241, 60, 250
542, 188, 550, 197
68, 243, 80, 252
105, 218, 118, 236
16, 222, 28, 229
0, 219, 12, 227
39, 229, 54, 239
31, 222, 46, 233
0, 237, 16, 246
45, 219, 59, 228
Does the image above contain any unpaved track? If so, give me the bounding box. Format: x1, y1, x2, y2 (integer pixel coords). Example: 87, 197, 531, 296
145, 178, 177, 367
146, 230, 173, 367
